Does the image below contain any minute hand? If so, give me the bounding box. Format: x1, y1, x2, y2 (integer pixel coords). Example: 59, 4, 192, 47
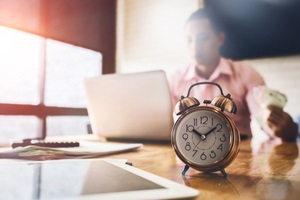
204, 126, 217, 137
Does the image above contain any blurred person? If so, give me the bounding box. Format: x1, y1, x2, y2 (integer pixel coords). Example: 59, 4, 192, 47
168, 8, 298, 142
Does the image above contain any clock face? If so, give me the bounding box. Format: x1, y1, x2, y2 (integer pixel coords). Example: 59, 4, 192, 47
172, 107, 233, 168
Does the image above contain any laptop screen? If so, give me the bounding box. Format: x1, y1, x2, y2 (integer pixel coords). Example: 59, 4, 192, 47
84, 70, 174, 141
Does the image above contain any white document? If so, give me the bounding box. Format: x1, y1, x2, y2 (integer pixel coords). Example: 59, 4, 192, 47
60, 141, 143, 156
0, 141, 143, 161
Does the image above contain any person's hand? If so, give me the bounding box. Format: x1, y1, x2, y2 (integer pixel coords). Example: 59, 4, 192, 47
265, 105, 298, 142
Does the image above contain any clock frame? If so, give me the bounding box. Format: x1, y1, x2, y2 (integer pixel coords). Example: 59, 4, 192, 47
171, 82, 240, 177
171, 106, 240, 177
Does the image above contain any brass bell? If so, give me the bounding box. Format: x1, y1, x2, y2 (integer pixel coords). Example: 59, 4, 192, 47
175, 96, 200, 115
211, 94, 237, 114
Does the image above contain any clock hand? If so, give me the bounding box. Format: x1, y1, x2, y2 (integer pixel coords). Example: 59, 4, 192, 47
192, 129, 207, 140
203, 126, 217, 137
192, 129, 202, 137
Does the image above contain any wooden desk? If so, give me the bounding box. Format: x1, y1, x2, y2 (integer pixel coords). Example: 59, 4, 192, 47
102, 138, 300, 200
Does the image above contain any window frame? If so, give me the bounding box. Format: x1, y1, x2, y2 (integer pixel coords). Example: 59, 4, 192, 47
0, 0, 116, 138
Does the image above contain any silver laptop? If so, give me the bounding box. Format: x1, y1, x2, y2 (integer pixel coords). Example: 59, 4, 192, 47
84, 70, 173, 141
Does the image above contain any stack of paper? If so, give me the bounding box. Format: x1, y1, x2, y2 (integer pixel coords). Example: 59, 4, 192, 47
0, 141, 143, 161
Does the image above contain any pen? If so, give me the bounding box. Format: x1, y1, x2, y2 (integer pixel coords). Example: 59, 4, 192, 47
11, 138, 80, 148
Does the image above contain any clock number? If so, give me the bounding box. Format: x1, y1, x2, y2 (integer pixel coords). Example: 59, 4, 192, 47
192, 149, 198, 157
211, 118, 214, 126
210, 150, 216, 158
217, 143, 223, 151
186, 125, 194, 132
200, 152, 207, 160
200, 116, 208, 124
216, 123, 223, 132
194, 118, 197, 126
185, 142, 191, 151
182, 133, 188, 141
220, 134, 226, 142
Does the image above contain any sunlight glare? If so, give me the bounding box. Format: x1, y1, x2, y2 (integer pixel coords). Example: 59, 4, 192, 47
0, 25, 42, 104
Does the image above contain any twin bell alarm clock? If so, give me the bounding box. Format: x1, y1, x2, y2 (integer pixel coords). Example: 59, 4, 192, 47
171, 82, 240, 177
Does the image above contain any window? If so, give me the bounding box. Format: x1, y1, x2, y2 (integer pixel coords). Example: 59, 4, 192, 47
0, 26, 102, 143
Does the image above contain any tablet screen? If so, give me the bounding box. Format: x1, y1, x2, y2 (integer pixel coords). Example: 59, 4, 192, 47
0, 159, 198, 199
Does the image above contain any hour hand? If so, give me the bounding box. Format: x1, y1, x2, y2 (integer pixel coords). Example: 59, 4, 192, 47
192, 129, 202, 137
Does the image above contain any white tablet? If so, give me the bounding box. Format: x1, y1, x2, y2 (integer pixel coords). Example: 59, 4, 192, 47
0, 159, 199, 199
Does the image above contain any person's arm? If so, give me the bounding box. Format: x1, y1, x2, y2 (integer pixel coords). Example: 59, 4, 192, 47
241, 63, 297, 141
265, 105, 298, 142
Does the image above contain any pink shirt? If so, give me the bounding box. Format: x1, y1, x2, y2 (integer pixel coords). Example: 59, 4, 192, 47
168, 58, 265, 137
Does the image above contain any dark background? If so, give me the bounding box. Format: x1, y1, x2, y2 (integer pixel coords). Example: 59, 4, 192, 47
205, 0, 300, 60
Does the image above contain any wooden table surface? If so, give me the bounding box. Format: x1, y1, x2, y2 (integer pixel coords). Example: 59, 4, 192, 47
102, 138, 300, 200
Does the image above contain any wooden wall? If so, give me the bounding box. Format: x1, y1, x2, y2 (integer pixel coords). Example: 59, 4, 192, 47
0, 0, 117, 74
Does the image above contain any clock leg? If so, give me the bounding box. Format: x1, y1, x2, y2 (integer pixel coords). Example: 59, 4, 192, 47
181, 165, 190, 176
220, 167, 227, 178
